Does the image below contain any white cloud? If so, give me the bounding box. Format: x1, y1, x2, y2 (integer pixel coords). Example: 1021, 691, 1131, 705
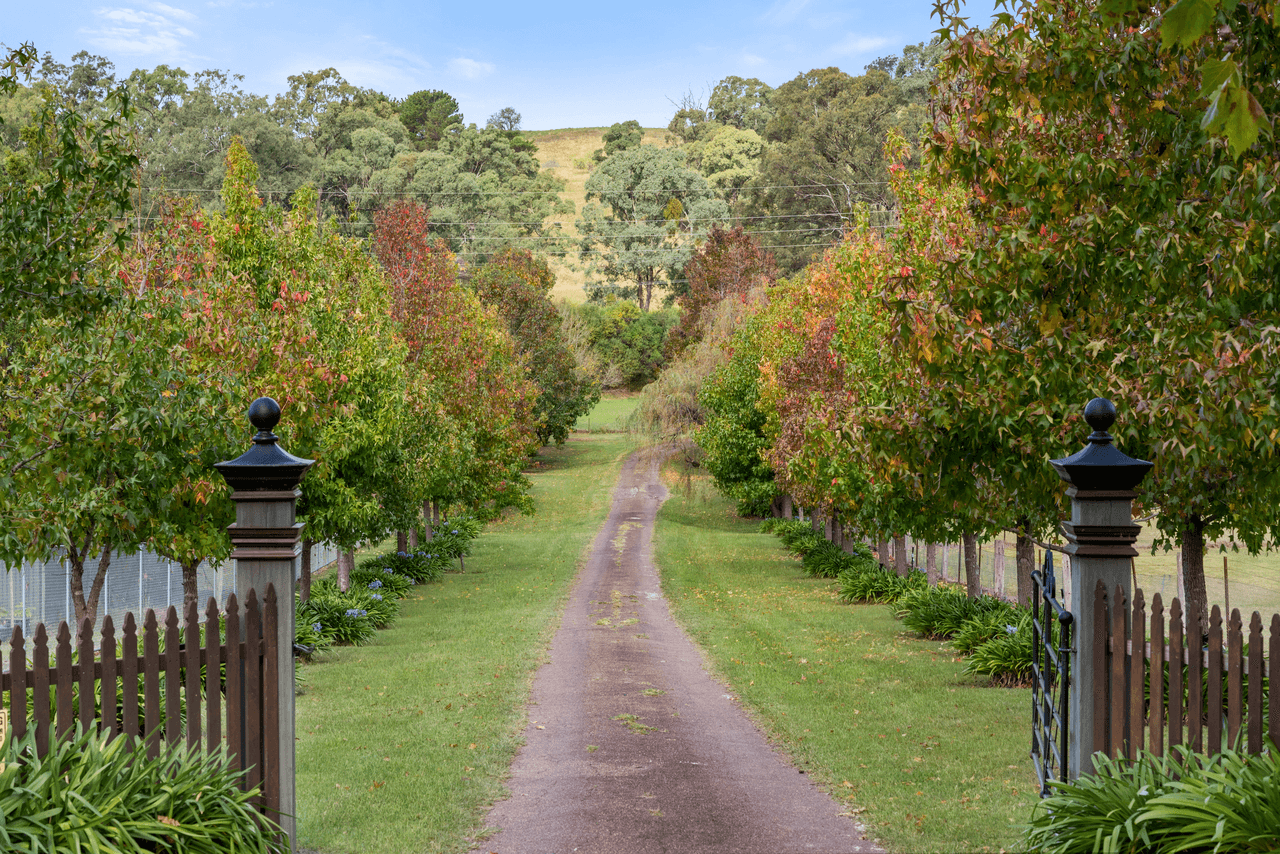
448, 57, 494, 80
762, 0, 810, 25
740, 52, 767, 68
83, 4, 198, 56
830, 33, 890, 56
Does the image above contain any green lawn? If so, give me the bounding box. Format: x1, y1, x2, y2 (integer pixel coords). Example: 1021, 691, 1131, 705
295, 432, 634, 854
573, 393, 638, 433
654, 462, 1038, 853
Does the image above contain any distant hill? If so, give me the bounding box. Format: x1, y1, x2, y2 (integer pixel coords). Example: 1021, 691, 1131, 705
523, 128, 670, 304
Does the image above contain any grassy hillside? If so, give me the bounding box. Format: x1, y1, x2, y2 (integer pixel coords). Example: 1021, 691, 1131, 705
524, 128, 671, 304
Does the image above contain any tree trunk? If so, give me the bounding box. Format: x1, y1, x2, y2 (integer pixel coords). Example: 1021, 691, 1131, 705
877, 538, 890, 570
782, 494, 793, 520
408, 529, 419, 549
1181, 514, 1208, 634
426, 500, 438, 541
963, 532, 980, 599
824, 514, 834, 541
338, 549, 355, 593
300, 537, 315, 603
181, 557, 201, 614
894, 535, 909, 578
1015, 520, 1035, 608
926, 543, 938, 586
397, 531, 408, 554
69, 541, 112, 642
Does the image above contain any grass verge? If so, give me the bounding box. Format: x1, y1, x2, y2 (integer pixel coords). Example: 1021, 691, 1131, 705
295, 432, 634, 854
654, 460, 1037, 853
573, 392, 638, 433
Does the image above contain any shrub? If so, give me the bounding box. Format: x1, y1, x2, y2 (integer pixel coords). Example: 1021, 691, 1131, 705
366, 550, 449, 584
311, 577, 398, 629
0, 726, 285, 853
802, 540, 855, 579
898, 587, 1017, 640
951, 608, 1026, 655
1025, 745, 1280, 854
837, 563, 926, 604
350, 564, 414, 599
297, 588, 377, 646
293, 616, 335, 659
963, 614, 1034, 685
429, 515, 483, 563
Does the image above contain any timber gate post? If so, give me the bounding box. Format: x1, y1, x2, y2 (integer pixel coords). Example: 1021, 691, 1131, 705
215, 397, 314, 849
1050, 398, 1151, 779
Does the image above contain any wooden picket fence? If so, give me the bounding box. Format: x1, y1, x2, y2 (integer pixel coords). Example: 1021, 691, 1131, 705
1092, 581, 1280, 760
1, 585, 280, 818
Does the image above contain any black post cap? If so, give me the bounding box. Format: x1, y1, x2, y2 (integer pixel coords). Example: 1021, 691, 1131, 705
214, 396, 315, 492
1050, 397, 1152, 491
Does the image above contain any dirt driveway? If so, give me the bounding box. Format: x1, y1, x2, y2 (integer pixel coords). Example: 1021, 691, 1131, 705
479, 445, 881, 854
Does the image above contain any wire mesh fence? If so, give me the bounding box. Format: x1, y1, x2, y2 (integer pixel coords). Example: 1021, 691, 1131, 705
0, 541, 338, 658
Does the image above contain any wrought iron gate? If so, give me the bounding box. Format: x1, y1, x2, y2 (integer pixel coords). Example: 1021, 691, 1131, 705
1030, 550, 1074, 796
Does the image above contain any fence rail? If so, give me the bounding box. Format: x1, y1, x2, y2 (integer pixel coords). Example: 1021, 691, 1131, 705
1, 585, 280, 817
1092, 581, 1280, 761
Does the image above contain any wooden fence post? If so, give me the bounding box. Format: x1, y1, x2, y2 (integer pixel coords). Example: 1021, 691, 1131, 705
215, 397, 314, 851
1050, 398, 1152, 779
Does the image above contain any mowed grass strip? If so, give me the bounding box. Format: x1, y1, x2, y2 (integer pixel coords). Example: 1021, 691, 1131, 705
295, 432, 634, 854
654, 465, 1038, 854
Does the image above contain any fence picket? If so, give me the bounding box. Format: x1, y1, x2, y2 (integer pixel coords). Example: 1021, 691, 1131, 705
1149, 594, 1165, 756
1248, 613, 1263, 754
33, 624, 50, 756
1129, 589, 1146, 761
1168, 599, 1184, 752
1188, 606, 1203, 752
225, 593, 243, 781
1208, 606, 1223, 754
122, 613, 139, 742
184, 600, 201, 750
101, 617, 117, 739
205, 598, 221, 751
1227, 609, 1243, 748
55, 622, 73, 741
77, 618, 94, 734
8, 626, 26, 742
1271, 615, 1280, 748
143, 610, 161, 759
164, 607, 180, 746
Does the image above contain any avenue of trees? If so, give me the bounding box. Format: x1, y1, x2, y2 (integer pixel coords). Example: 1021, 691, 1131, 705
6, 0, 1278, 636
0, 42, 596, 631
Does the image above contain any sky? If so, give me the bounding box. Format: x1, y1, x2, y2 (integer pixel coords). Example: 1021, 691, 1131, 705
4, 1, 950, 129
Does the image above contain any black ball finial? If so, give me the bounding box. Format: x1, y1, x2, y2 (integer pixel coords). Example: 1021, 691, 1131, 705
248, 397, 281, 443
1084, 397, 1116, 443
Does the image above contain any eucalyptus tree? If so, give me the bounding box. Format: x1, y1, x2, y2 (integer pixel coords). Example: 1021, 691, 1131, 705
577, 144, 729, 309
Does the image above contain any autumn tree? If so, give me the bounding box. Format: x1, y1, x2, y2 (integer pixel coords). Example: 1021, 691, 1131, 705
931, 0, 1280, 621
372, 201, 538, 530
468, 250, 599, 446
666, 225, 776, 359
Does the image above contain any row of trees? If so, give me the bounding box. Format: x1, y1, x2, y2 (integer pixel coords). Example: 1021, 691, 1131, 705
0, 45, 597, 632
694, 0, 1280, 632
